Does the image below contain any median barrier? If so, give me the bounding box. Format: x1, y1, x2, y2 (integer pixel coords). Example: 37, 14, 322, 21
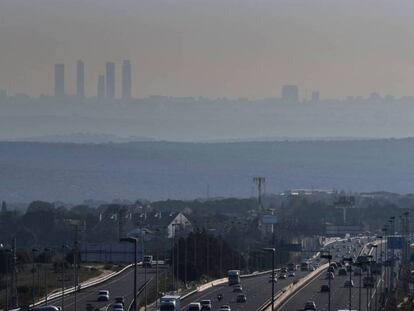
26, 262, 143, 310
258, 262, 329, 311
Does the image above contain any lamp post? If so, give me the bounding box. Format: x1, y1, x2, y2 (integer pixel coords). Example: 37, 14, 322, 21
31, 248, 39, 306
120, 237, 138, 311
44, 248, 51, 306
321, 253, 332, 311
61, 244, 70, 311
353, 261, 363, 311
343, 257, 353, 311
371, 244, 378, 311
365, 255, 373, 311
1, 245, 12, 310
263, 248, 275, 311
382, 226, 388, 295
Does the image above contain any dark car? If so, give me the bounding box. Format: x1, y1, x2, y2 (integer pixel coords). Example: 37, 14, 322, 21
320, 284, 330, 292
304, 300, 316, 311
338, 268, 347, 276
236, 294, 247, 303
115, 297, 125, 305
32, 306, 62, 311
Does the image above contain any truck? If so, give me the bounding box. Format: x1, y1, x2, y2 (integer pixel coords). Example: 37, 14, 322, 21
228, 270, 241, 286
159, 295, 181, 311
143, 255, 153, 268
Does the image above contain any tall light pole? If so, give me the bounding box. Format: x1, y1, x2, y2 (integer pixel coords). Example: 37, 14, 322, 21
44, 248, 51, 306
120, 237, 138, 311
344, 257, 353, 311
371, 244, 378, 311
171, 223, 180, 292
61, 244, 70, 311
263, 248, 275, 311
321, 253, 332, 311
31, 248, 39, 307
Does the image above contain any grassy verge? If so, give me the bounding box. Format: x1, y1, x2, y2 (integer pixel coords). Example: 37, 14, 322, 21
0, 263, 108, 308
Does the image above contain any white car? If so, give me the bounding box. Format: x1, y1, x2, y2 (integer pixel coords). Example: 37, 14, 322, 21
111, 303, 123, 311
218, 305, 231, 311
97, 290, 110, 301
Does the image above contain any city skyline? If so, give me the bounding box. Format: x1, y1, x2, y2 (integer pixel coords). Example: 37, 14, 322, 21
2, 1, 414, 98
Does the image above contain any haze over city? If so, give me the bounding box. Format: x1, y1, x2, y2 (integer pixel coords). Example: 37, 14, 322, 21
2, 2, 414, 311
2, 0, 414, 98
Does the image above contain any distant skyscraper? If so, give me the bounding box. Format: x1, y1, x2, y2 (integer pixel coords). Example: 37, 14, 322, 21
122, 60, 132, 99
97, 75, 105, 98
76, 60, 85, 97
106, 62, 115, 99
54, 64, 65, 97
0, 89, 7, 99
311, 91, 320, 102
281, 85, 299, 103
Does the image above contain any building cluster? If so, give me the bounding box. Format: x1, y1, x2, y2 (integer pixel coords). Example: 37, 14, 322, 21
54, 60, 132, 99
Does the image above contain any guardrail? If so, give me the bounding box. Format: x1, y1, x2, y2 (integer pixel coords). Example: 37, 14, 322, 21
263, 263, 329, 311
25, 262, 144, 310
179, 237, 343, 308
258, 236, 374, 311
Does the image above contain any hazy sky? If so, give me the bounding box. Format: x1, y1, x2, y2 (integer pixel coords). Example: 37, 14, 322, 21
1, 0, 414, 98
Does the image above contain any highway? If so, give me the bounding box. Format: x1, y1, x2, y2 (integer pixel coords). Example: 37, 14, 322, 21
179, 239, 348, 311
180, 270, 309, 311
46, 266, 162, 311
278, 238, 381, 311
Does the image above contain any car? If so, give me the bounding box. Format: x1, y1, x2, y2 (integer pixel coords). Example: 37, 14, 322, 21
279, 273, 287, 279
233, 285, 243, 293
218, 305, 231, 311
114, 297, 125, 305
325, 272, 335, 280
188, 302, 202, 311
309, 266, 316, 271
236, 294, 247, 303
320, 284, 330, 292
111, 303, 123, 311
200, 299, 212, 310
304, 300, 316, 311
281, 267, 288, 273
328, 266, 335, 273
268, 276, 278, 283
344, 280, 354, 288
97, 290, 110, 301
32, 306, 62, 311
338, 268, 347, 276
288, 272, 295, 277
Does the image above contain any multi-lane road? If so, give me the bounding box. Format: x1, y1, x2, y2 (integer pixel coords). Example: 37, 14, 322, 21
179, 239, 352, 311
46, 266, 162, 311
39, 238, 378, 311
279, 238, 382, 311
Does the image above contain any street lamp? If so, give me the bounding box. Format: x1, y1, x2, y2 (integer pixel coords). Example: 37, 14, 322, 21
343, 257, 353, 311
31, 248, 39, 306
43, 248, 51, 306
365, 255, 373, 311
61, 244, 70, 311
1, 245, 12, 310
370, 244, 378, 311
321, 253, 332, 311
120, 237, 138, 311
263, 248, 275, 311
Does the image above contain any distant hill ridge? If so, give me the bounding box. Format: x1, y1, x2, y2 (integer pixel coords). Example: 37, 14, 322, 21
0, 138, 413, 202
